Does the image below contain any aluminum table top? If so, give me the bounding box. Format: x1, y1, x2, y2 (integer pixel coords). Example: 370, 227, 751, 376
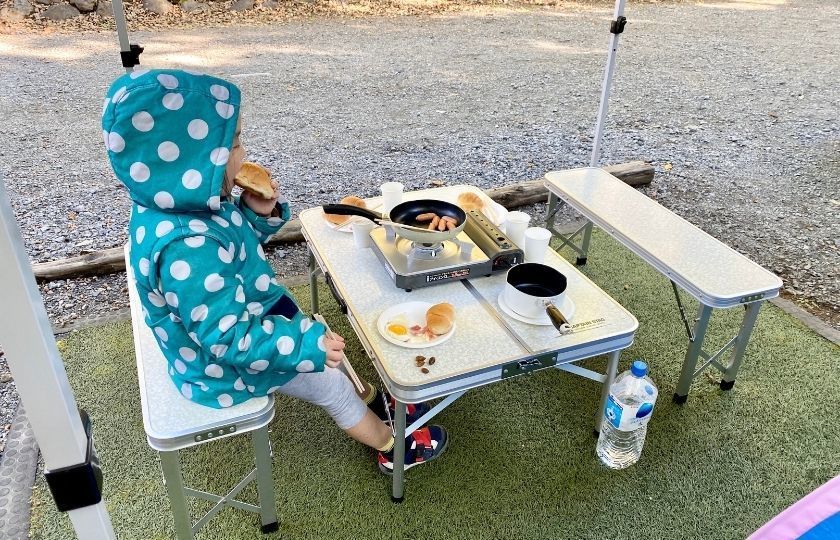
545, 167, 783, 308
299, 185, 638, 401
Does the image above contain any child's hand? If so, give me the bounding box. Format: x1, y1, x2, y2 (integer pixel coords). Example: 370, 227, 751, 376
242, 179, 280, 217
324, 332, 346, 369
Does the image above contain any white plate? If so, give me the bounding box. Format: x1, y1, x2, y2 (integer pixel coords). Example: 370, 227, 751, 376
325, 202, 382, 233
376, 301, 456, 349
497, 292, 575, 326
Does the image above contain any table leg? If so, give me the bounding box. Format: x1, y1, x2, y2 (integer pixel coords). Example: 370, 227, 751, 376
391, 401, 407, 503
673, 304, 713, 404
720, 301, 762, 391
595, 350, 621, 435
308, 250, 319, 314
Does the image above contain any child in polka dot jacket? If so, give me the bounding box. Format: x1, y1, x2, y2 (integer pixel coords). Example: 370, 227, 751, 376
102, 69, 447, 473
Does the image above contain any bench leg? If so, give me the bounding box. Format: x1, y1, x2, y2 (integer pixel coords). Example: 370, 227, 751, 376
577, 221, 593, 266
673, 304, 713, 404
308, 249, 320, 314
595, 350, 621, 435
159, 450, 194, 540
252, 427, 279, 533
720, 301, 762, 391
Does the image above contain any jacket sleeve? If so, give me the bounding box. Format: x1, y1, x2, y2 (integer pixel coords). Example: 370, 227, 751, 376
235, 195, 292, 244
158, 235, 327, 374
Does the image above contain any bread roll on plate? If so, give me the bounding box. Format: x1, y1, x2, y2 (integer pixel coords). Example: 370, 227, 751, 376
324, 195, 367, 225
234, 163, 274, 199
426, 302, 455, 335
457, 192, 484, 212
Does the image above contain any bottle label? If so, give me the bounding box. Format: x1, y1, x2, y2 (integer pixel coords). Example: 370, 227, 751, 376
604, 391, 657, 432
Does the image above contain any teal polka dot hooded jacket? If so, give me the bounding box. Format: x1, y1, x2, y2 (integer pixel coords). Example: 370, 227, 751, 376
102, 69, 327, 409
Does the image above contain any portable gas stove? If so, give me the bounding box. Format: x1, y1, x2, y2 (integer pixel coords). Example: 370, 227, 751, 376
370, 210, 524, 291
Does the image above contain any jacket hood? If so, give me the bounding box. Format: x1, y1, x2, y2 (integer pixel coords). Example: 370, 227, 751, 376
101, 69, 241, 212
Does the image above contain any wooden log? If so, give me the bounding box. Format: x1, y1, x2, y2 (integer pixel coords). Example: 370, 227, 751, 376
31, 221, 306, 282
485, 160, 653, 208
31, 161, 652, 282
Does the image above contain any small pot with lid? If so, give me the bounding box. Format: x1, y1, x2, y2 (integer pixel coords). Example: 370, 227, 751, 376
503, 263, 572, 333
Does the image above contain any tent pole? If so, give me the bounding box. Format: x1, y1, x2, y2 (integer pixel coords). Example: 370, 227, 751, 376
589, 0, 627, 167
112, 0, 135, 72
0, 176, 116, 539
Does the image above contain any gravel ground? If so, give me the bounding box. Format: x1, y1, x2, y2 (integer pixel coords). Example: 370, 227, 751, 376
1, 0, 838, 456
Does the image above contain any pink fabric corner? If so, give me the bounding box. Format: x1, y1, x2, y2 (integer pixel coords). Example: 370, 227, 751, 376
749, 476, 840, 540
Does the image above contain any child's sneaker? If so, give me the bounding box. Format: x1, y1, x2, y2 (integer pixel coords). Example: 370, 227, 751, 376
377, 425, 448, 474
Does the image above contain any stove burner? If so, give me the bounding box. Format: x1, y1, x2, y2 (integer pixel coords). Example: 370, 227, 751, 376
409, 242, 445, 260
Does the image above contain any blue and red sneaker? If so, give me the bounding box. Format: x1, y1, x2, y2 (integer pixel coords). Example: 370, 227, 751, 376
377, 425, 449, 474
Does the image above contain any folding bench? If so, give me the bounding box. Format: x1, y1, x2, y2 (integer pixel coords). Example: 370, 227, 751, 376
544, 168, 783, 402
125, 246, 278, 539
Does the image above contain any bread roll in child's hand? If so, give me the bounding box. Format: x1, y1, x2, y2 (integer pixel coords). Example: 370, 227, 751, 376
235, 163, 275, 199
426, 303, 455, 335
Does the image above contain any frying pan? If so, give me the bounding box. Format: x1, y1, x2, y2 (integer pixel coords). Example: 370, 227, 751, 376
322, 199, 467, 244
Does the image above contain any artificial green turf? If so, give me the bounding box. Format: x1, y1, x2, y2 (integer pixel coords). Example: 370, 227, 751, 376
30, 230, 839, 540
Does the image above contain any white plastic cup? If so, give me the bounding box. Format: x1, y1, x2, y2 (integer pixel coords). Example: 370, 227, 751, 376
523, 227, 552, 263
380, 182, 404, 215
352, 220, 375, 248
504, 211, 531, 247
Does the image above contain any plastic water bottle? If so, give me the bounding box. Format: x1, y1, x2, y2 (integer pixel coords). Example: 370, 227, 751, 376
596, 359, 658, 469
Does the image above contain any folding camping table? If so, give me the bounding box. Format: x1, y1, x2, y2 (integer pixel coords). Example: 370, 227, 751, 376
299, 184, 638, 500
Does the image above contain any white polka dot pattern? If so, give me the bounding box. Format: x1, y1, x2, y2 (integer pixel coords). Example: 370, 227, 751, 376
181, 383, 193, 399
157, 141, 180, 162
187, 119, 209, 140
218, 394, 233, 407
170, 260, 191, 281
276, 336, 294, 355
154, 192, 175, 209
249, 360, 269, 372
182, 169, 202, 189
215, 101, 235, 119
162, 93, 184, 111
209, 344, 228, 358
234, 378, 246, 391
255, 274, 271, 292
165, 292, 179, 307
155, 221, 174, 237
204, 273, 224, 292
219, 314, 237, 332
210, 84, 230, 100
190, 304, 209, 322
296, 360, 315, 373
173, 359, 187, 374
135, 226, 146, 244
205, 364, 224, 378
148, 291, 166, 307
184, 236, 205, 248
131, 111, 154, 132
210, 148, 229, 166
179, 347, 196, 361
130, 162, 150, 182
157, 73, 179, 89
188, 219, 208, 234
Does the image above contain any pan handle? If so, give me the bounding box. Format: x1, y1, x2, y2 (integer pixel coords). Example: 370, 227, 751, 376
322, 204, 384, 222
544, 301, 571, 334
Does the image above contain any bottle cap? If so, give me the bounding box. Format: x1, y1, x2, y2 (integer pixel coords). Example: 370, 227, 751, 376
631, 360, 648, 378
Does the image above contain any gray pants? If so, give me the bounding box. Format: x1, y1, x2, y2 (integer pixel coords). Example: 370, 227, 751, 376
276, 367, 368, 430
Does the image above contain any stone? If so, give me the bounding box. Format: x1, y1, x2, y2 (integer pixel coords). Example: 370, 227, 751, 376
261, 0, 278, 8
42, 3, 81, 20
96, 0, 114, 19
70, 0, 95, 11
180, 0, 208, 12
0, 0, 33, 20
142, 0, 171, 14
32, 0, 60, 5
230, 0, 253, 11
